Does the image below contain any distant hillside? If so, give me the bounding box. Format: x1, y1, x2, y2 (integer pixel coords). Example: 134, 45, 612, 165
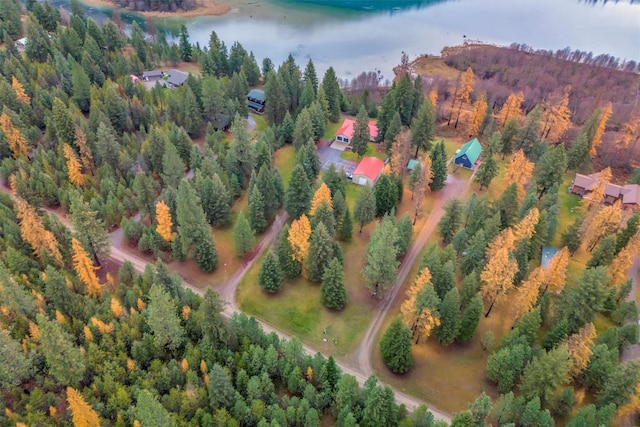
274, 0, 446, 11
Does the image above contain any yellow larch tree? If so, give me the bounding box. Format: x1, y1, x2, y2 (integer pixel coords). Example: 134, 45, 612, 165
414, 307, 440, 344
542, 246, 569, 294
480, 246, 518, 317
83, 325, 93, 342
66, 387, 101, 427
75, 127, 94, 175
459, 67, 475, 104
567, 323, 597, 377
110, 297, 124, 319
71, 238, 102, 298
541, 86, 572, 143
182, 305, 192, 320
306, 366, 313, 381
0, 112, 29, 158
155, 201, 174, 242
609, 233, 640, 287
618, 383, 640, 419
180, 358, 189, 373
619, 115, 639, 150
581, 167, 611, 212
412, 154, 432, 224
288, 214, 311, 264
309, 182, 333, 216
485, 227, 515, 260
90, 317, 113, 334
429, 88, 438, 109
12, 76, 30, 105
15, 198, 63, 265
390, 132, 411, 177
503, 149, 534, 199
582, 202, 622, 251
590, 102, 613, 156
513, 208, 540, 242
510, 267, 544, 322
468, 93, 488, 136
496, 91, 525, 128
63, 144, 84, 187
400, 267, 432, 328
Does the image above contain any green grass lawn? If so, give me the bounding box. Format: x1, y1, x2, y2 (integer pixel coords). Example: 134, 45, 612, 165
237, 225, 379, 356
324, 121, 342, 140
274, 146, 297, 186
251, 114, 268, 134
340, 143, 387, 161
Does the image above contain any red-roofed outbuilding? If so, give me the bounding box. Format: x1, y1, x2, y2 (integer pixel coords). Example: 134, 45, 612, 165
352, 157, 385, 187
335, 119, 379, 144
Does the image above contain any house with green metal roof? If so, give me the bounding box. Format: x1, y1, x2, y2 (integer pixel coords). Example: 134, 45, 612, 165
247, 89, 265, 114
454, 138, 482, 169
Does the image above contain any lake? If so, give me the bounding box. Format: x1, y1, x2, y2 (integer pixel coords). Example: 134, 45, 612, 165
75, 0, 640, 80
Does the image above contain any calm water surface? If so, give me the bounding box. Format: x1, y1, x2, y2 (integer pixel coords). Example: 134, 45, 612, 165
72, 0, 640, 79
182, 0, 640, 79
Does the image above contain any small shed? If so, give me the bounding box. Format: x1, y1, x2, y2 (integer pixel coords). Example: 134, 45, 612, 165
541, 247, 559, 267
247, 89, 265, 114
454, 138, 482, 169
407, 159, 420, 171
167, 69, 188, 88
335, 119, 379, 144
352, 157, 385, 187
15, 37, 28, 52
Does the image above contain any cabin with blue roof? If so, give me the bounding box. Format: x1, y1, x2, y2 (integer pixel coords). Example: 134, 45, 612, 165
247, 89, 265, 114
454, 138, 482, 169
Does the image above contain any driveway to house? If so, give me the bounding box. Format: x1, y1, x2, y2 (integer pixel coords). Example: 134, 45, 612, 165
348, 173, 471, 389
317, 145, 359, 177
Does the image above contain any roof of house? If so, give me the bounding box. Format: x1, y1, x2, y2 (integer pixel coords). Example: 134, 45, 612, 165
621, 184, 640, 205
604, 183, 625, 198
167, 69, 188, 86
336, 118, 379, 140
407, 159, 420, 171
455, 138, 482, 164
143, 70, 163, 78
15, 37, 28, 45
353, 157, 385, 181
541, 247, 559, 267
247, 89, 265, 102
573, 173, 598, 190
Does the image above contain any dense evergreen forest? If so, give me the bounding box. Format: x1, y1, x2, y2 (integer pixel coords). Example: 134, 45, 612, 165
0, 0, 640, 424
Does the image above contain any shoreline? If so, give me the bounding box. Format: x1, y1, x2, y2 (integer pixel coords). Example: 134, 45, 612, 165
80, 0, 231, 18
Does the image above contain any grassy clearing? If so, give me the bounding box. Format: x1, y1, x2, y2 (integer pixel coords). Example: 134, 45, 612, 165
412, 56, 462, 80
274, 146, 297, 186
340, 143, 387, 161
237, 222, 380, 356
324, 121, 342, 140
251, 114, 268, 134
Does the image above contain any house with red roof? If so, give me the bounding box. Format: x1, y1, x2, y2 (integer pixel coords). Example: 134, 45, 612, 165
335, 119, 379, 145
352, 157, 385, 187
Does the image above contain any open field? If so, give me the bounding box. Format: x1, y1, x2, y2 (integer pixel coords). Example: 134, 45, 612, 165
274, 145, 297, 186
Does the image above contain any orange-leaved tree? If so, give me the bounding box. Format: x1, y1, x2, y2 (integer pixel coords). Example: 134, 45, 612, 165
496, 91, 524, 128
503, 149, 534, 199
400, 267, 432, 330
63, 144, 84, 187
567, 323, 596, 377
468, 93, 487, 136
542, 246, 569, 295
15, 197, 63, 265
582, 201, 621, 251
75, 127, 94, 175
513, 208, 540, 242
66, 387, 101, 427
0, 112, 29, 158
71, 238, 102, 298
541, 86, 572, 143
481, 246, 517, 317
590, 102, 612, 156
155, 200, 174, 242
288, 214, 311, 264
12, 76, 31, 105
309, 182, 333, 216
510, 267, 543, 322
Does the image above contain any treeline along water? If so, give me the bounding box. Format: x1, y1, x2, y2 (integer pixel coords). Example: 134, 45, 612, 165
66, 0, 640, 79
